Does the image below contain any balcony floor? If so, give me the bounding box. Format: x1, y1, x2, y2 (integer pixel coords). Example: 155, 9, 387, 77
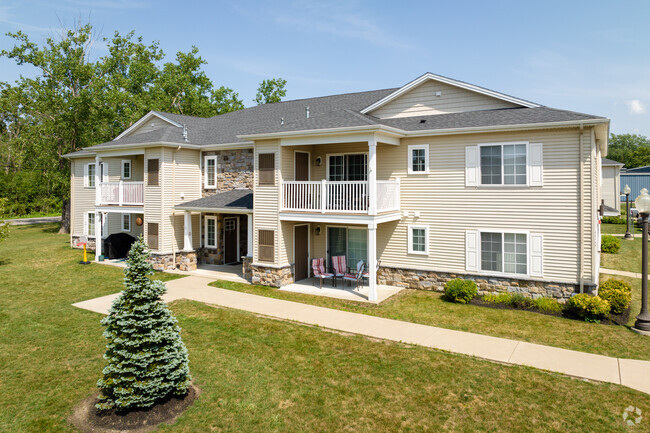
279, 278, 404, 303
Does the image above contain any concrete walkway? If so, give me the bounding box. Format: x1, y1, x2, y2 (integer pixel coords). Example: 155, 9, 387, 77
601, 268, 648, 280
72, 275, 650, 396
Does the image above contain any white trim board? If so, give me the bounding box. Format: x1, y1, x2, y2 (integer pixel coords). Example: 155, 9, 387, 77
360, 72, 540, 115
114, 111, 184, 141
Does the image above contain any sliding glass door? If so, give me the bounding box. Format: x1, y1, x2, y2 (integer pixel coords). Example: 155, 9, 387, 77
327, 227, 367, 271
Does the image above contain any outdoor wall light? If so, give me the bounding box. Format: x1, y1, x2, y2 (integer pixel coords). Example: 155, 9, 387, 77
315, 225, 321, 236
315, 156, 322, 166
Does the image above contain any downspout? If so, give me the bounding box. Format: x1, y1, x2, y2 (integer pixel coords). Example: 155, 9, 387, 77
172, 145, 180, 269
579, 124, 584, 294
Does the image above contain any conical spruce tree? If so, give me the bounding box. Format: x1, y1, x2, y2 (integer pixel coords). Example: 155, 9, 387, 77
96, 237, 191, 411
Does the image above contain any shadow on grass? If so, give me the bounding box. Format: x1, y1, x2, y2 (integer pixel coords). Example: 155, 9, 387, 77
40, 224, 61, 234
0, 258, 11, 266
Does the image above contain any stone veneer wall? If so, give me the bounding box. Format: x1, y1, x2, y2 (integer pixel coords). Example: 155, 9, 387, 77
242, 256, 253, 280
197, 213, 248, 265
202, 149, 254, 196
250, 264, 294, 287
71, 235, 96, 250
149, 251, 198, 271
377, 266, 582, 301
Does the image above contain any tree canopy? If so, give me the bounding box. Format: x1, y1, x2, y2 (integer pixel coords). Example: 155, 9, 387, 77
0, 22, 284, 230
607, 133, 650, 168
254, 78, 287, 105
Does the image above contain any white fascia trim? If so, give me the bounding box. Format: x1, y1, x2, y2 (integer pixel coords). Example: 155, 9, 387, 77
114, 111, 184, 141
174, 206, 253, 214
199, 142, 255, 151
63, 152, 96, 159
237, 124, 405, 141
360, 72, 541, 115
403, 119, 610, 137
93, 142, 202, 153
94, 206, 144, 214
278, 211, 401, 225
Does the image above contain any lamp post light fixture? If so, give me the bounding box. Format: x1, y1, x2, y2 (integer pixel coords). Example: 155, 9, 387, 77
633, 188, 650, 335
624, 184, 633, 240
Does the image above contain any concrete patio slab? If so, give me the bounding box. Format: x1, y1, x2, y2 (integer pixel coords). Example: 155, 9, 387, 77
280, 279, 404, 303
73, 275, 650, 396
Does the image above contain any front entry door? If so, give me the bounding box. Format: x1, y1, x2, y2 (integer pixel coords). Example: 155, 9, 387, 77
224, 217, 239, 264
294, 224, 309, 281
295, 152, 309, 181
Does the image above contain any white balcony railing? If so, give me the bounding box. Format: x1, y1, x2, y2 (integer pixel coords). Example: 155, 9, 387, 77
98, 181, 144, 206
281, 179, 400, 214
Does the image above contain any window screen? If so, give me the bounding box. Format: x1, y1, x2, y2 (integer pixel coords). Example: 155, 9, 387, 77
258, 153, 275, 185
147, 222, 159, 250
481, 232, 502, 272
147, 159, 159, 186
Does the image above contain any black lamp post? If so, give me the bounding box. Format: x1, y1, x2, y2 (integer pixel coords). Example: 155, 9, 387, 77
633, 188, 650, 335
624, 184, 633, 240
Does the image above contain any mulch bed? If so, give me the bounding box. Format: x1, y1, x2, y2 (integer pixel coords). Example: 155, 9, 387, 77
69, 385, 199, 433
469, 297, 631, 326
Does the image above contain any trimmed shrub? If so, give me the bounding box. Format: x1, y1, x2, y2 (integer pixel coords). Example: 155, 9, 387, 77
567, 294, 611, 322
599, 279, 632, 314
511, 294, 535, 309
602, 216, 626, 224
482, 293, 513, 304
444, 278, 478, 304
601, 235, 621, 254
533, 297, 564, 314
96, 237, 191, 411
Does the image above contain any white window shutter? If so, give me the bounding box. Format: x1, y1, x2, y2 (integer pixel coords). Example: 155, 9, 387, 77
529, 143, 543, 186
465, 230, 479, 271
83, 212, 88, 235
529, 234, 543, 277
465, 146, 478, 187
84, 164, 89, 187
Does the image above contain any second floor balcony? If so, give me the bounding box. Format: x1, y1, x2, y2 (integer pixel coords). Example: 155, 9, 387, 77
281, 179, 400, 214
98, 181, 144, 206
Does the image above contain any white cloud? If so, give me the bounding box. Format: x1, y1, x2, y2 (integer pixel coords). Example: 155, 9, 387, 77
626, 99, 647, 115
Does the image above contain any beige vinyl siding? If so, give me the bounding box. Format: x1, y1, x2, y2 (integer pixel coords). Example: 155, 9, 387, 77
99, 155, 145, 182
253, 140, 281, 264
129, 117, 176, 136
371, 80, 520, 119
281, 142, 371, 181
144, 148, 163, 250
602, 166, 620, 210
71, 157, 97, 237
374, 127, 596, 285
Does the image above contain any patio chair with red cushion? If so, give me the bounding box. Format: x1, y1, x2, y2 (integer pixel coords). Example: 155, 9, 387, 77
331, 255, 347, 287
312, 258, 334, 289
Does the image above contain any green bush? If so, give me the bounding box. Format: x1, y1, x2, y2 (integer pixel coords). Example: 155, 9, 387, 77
533, 297, 565, 314
602, 216, 626, 224
599, 279, 632, 314
444, 278, 478, 304
601, 235, 621, 254
482, 293, 513, 304
567, 294, 611, 322
510, 294, 535, 309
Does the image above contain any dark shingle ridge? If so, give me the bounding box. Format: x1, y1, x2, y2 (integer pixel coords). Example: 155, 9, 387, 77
176, 189, 253, 210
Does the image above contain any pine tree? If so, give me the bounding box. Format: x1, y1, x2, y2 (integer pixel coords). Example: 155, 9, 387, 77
96, 237, 191, 411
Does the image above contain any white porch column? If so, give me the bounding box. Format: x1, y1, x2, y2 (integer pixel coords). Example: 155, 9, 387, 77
247, 213, 253, 257
367, 223, 377, 302
183, 211, 193, 251
94, 211, 102, 261
95, 156, 101, 206
368, 135, 377, 216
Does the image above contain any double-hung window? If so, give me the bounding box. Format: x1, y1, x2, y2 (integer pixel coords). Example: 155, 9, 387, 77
408, 144, 429, 174
328, 154, 367, 181
408, 225, 429, 255
480, 143, 527, 185
204, 155, 217, 189
204, 216, 217, 248
85, 163, 96, 188
86, 212, 95, 236
121, 213, 131, 232
480, 232, 527, 275
122, 160, 131, 180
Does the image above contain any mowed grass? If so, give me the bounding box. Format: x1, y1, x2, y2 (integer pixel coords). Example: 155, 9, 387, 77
1, 224, 650, 432
210, 276, 650, 361
600, 222, 642, 235
601, 235, 646, 275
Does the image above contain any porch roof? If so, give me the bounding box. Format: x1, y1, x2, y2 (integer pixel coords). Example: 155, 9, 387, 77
175, 189, 253, 213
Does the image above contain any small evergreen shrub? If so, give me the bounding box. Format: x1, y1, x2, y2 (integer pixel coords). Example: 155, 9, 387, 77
96, 237, 191, 411
567, 294, 611, 322
444, 278, 478, 304
533, 297, 564, 314
601, 235, 621, 254
599, 279, 632, 314
602, 216, 626, 224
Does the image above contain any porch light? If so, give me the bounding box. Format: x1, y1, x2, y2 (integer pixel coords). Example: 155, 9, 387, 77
624, 184, 631, 195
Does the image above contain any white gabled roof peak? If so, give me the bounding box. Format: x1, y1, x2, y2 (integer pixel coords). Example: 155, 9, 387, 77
360, 72, 541, 115
113, 111, 184, 141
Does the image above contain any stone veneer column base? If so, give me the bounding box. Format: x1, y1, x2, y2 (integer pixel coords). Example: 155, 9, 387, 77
149, 251, 198, 272
242, 256, 253, 281
377, 266, 582, 302
250, 263, 294, 287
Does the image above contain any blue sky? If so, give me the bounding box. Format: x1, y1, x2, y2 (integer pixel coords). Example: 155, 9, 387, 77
1, 0, 649, 136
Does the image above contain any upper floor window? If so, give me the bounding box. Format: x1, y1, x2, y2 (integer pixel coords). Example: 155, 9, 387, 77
408, 144, 429, 174
147, 159, 159, 186
122, 160, 131, 180
204, 155, 217, 189
258, 153, 275, 185
84, 163, 96, 188
466, 142, 543, 187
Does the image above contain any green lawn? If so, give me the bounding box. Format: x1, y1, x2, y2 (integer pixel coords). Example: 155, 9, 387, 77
2, 224, 650, 432
600, 222, 642, 235
601, 235, 646, 274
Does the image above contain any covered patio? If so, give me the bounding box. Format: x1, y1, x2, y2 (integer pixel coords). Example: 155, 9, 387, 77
280, 278, 404, 303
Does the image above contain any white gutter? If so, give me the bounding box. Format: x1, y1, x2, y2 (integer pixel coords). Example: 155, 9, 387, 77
579, 124, 585, 294
173, 206, 252, 214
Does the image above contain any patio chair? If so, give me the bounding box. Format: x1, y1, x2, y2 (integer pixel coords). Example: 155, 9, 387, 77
312, 258, 334, 289
362, 260, 381, 285
331, 255, 347, 288
343, 260, 365, 290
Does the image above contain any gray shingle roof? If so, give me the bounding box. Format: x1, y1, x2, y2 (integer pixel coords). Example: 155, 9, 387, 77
601, 157, 624, 166
175, 189, 253, 211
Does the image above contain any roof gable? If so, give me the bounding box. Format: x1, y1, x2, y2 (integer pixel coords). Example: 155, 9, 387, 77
114, 111, 184, 140
362, 73, 540, 119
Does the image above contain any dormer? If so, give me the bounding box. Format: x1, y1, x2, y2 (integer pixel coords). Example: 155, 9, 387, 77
361, 73, 540, 119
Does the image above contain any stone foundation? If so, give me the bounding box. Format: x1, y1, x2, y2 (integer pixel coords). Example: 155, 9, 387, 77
250, 263, 294, 287
242, 256, 253, 280
377, 266, 582, 301
71, 235, 96, 251
149, 251, 198, 271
